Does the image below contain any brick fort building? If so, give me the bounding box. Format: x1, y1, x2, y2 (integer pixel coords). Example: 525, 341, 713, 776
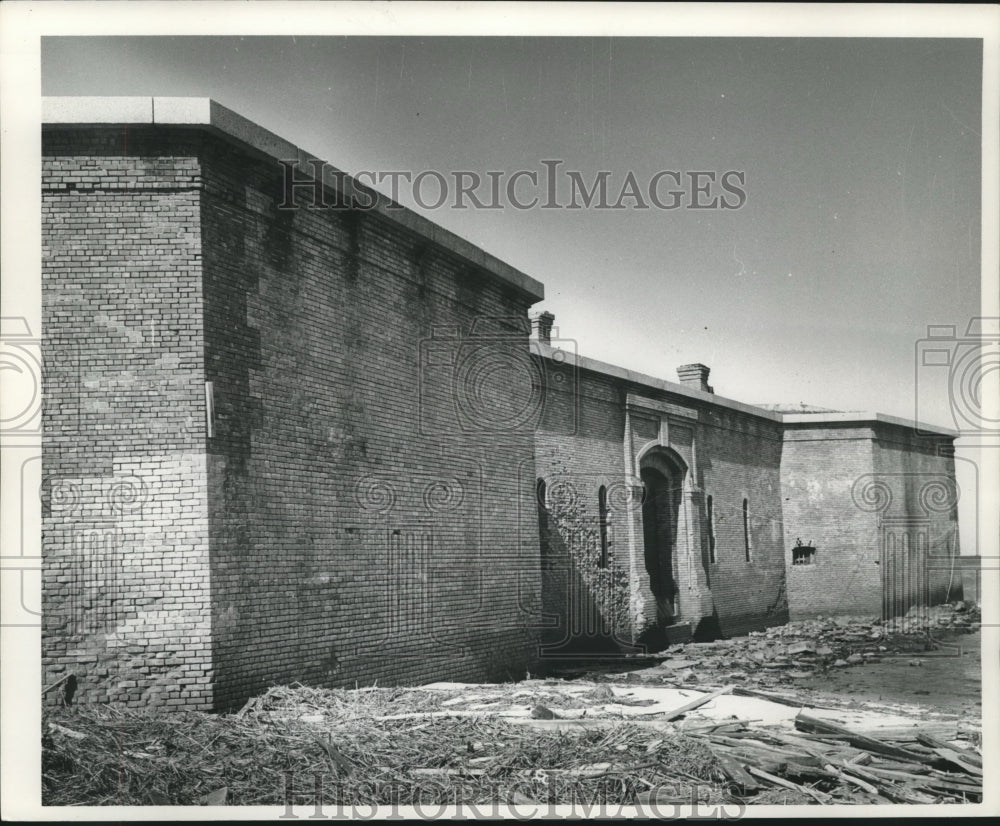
41, 98, 962, 710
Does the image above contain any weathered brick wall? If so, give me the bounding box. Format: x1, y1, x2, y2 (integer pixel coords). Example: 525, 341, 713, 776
42, 129, 213, 707
781, 425, 882, 619
534, 362, 788, 649
871, 428, 961, 613
198, 135, 542, 709
41, 117, 961, 711
42, 124, 542, 710
781, 423, 959, 620
533, 366, 636, 657
696, 410, 788, 637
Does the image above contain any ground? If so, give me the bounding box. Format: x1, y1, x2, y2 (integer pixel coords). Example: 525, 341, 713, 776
795, 629, 981, 718
41, 604, 982, 809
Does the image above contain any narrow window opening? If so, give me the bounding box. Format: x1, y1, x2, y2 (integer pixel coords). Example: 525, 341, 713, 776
537, 479, 550, 569
598, 485, 609, 568
707, 495, 716, 564
742, 497, 751, 562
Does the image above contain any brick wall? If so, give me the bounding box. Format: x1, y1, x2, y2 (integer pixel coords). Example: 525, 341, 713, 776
871, 427, 961, 613
197, 134, 542, 709
41, 116, 960, 709
696, 409, 788, 637
781, 422, 958, 620
42, 129, 213, 707
43, 125, 544, 710
781, 425, 879, 619
533, 366, 635, 656
534, 361, 788, 650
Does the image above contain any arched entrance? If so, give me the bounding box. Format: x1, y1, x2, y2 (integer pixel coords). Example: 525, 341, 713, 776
639, 449, 687, 628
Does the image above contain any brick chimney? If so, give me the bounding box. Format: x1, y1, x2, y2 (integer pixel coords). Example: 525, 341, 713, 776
677, 363, 713, 393
533, 311, 555, 344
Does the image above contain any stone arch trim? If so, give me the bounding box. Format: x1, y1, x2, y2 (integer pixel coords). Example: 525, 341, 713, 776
636, 442, 689, 481
632, 442, 715, 630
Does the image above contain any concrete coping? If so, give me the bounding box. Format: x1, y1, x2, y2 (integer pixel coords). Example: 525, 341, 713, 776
535, 341, 785, 423
535, 342, 958, 437
41, 96, 545, 304
782, 411, 958, 438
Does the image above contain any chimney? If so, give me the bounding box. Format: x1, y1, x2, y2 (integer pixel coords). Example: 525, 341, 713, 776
677, 363, 713, 393
533, 311, 555, 345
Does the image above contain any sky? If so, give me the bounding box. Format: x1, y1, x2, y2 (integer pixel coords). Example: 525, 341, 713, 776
39, 35, 989, 552
40, 36, 983, 420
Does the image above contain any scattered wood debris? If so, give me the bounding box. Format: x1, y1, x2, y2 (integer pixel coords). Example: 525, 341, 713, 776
42, 678, 981, 807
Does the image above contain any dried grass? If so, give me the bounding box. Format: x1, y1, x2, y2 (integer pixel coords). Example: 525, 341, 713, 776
42, 683, 723, 807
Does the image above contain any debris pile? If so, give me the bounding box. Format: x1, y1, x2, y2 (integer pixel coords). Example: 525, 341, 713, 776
700, 709, 982, 804
634, 602, 980, 689
42, 684, 722, 807
42, 678, 982, 807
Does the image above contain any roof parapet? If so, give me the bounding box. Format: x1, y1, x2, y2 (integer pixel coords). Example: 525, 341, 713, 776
42, 96, 545, 304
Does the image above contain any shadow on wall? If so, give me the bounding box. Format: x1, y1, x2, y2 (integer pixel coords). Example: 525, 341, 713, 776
536, 481, 640, 664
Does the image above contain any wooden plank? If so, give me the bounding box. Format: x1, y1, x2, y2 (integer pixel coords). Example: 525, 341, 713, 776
744, 765, 832, 803
862, 765, 980, 792
822, 763, 883, 797
42, 673, 72, 697
840, 765, 938, 804
762, 729, 857, 759
929, 747, 983, 776
858, 722, 959, 740
708, 748, 761, 791
706, 746, 787, 775
707, 734, 817, 763
916, 733, 983, 768
661, 684, 735, 721
731, 687, 809, 708
376, 710, 496, 721
506, 718, 677, 732
794, 713, 933, 763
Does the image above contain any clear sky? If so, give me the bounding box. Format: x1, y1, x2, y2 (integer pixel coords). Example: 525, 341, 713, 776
40, 35, 988, 552
41, 36, 982, 420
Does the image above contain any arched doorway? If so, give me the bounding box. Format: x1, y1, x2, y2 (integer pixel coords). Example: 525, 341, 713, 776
639, 450, 687, 628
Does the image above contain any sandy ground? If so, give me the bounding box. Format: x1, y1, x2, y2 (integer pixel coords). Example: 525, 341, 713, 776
794, 629, 982, 718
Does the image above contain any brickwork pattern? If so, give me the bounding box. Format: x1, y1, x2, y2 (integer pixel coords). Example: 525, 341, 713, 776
780, 423, 959, 620
41, 120, 961, 709
696, 409, 788, 636
534, 366, 789, 648
871, 427, 961, 614
780, 427, 880, 620
197, 137, 542, 709
42, 129, 213, 707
